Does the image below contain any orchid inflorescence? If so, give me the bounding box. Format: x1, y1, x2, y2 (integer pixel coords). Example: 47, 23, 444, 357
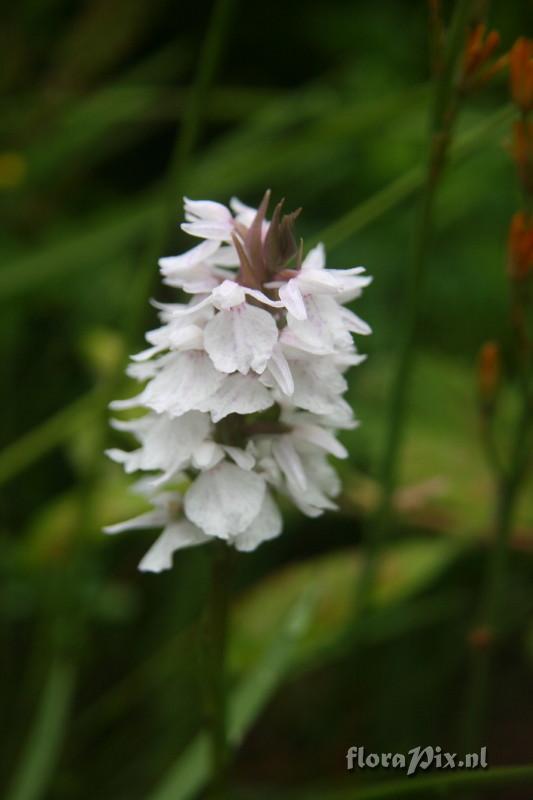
105, 192, 371, 571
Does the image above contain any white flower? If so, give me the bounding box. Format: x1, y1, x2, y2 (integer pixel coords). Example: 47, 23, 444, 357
105, 192, 371, 570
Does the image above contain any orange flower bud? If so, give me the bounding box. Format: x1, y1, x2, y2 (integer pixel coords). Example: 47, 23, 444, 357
484, 30, 501, 60
509, 37, 533, 113
477, 341, 501, 408
463, 23, 485, 77
462, 23, 502, 87
507, 211, 533, 281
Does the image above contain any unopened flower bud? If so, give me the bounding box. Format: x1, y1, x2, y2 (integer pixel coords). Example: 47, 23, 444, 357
509, 37, 533, 114
507, 211, 533, 282
462, 23, 502, 87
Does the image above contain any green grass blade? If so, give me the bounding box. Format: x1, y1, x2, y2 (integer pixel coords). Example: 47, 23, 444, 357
0, 197, 161, 300
314, 105, 513, 250
5, 659, 76, 800
0, 388, 105, 486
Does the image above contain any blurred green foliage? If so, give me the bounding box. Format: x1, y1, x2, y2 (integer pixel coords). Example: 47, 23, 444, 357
1, 1, 532, 799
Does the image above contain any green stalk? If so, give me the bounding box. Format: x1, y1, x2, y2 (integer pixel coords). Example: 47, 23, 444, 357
463, 374, 531, 750
199, 542, 234, 798
462, 104, 533, 753
82, 0, 235, 480
87, 0, 235, 493
148, 590, 316, 800
354, 0, 475, 613
123, 0, 236, 349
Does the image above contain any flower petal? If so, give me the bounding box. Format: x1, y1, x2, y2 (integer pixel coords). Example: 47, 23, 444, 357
210, 280, 247, 309
192, 441, 225, 470
292, 423, 348, 458
207, 244, 240, 267
289, 358, 347, 415
204, 373, 274, 422
142, 352, 224, 417
103, 508, 167, 535
223, 445, 255, 470
301, 242, 325, 271
159, 238, 219, 273
229, 196, 258, 227
338, 307, 372, 335
184, 198, 232, 223
233, 492, 282, 552
181, 222, 233, 241
184, 462, 266, 538
272, 437, 307, 492
204, 304, 278, 375
139, 520, 208, 572
262, 344, 294, 396
279, 279, 307, 320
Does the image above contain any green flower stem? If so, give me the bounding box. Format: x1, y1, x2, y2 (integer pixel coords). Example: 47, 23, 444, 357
123, 0, 235, 350
354, 0, 475, 613
462, 98, 532, 752
463, 376, 532, 750
148, 591, 316, 800
199, 542, 234, 798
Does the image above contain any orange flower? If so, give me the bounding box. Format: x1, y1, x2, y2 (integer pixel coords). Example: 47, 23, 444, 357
508, 211, 533, 281
509, 37, 533, 113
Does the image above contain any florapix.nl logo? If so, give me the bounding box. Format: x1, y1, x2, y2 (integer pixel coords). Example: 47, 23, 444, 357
346, 746, 488, 776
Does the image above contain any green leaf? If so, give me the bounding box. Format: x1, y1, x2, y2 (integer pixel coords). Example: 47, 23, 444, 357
232, 539, 463, 674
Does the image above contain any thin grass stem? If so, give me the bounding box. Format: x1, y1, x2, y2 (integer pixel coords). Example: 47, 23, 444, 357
353, 0, 476, 616
5, 659, 75, 800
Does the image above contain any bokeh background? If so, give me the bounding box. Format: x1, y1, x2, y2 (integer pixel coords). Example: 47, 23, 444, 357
1, 1, 532, 798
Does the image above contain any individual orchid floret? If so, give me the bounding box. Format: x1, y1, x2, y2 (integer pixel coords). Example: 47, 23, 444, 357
105, 192, 372, 572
